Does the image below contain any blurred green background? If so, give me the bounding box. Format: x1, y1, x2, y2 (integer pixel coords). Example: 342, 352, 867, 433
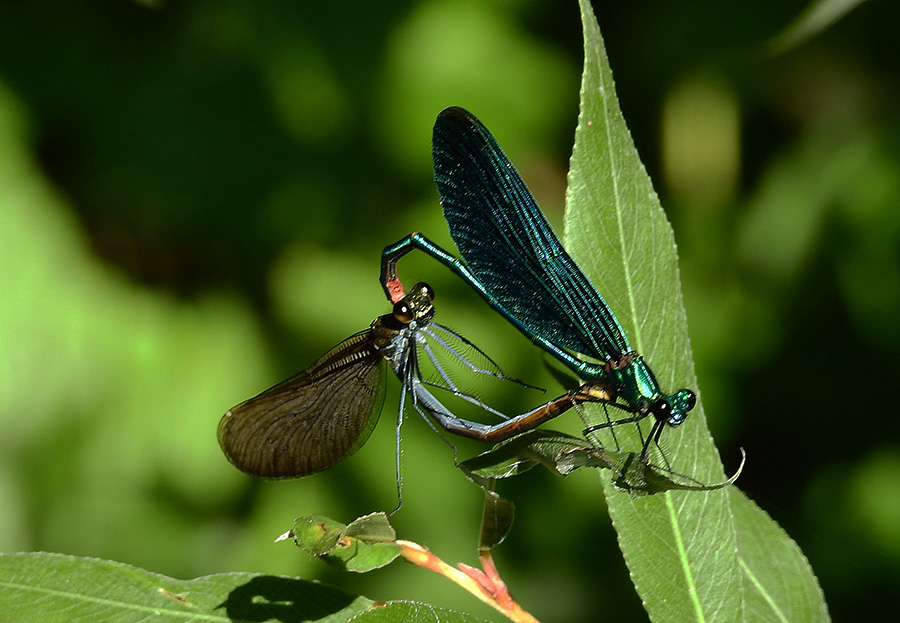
1, 1, 898, 621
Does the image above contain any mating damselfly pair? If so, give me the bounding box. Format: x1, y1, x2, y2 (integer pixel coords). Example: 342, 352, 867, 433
218, 107, 702, 490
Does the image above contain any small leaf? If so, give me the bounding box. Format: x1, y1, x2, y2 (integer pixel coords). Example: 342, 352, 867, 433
0, 551, 372, 623
290, 513, 401, 573
459, 430, 586, 481
293, 514, 347, 556
478, 490, 515, 551
459, 430, 740, 498
344, 512, 397, 543
556, 444, 743, 497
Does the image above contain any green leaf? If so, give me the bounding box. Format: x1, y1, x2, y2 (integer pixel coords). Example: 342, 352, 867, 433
351, 600, 488, 623
728, 487, 830, 622
292, 514, 348, 555
0, 551, 372, 623
344, 512, 398, 542
459, 430, 586, 481
478, 490, 515, 551
565, 1, 830, 621
459, 430, 741, 497
765, 0, 869, 56
290, 513, 402, 573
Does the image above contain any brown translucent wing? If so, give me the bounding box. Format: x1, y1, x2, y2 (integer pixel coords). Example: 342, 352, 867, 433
217, 329, 387, 478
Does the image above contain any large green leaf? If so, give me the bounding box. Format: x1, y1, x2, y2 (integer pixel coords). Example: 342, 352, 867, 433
0, 551, 372, 623
0, 552, 487, 623
565, 1, 829, 622
352, 601, 486, 623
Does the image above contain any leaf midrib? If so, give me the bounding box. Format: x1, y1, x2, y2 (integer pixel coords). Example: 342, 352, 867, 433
0, 577, 226, 621
592, 22, 708, 623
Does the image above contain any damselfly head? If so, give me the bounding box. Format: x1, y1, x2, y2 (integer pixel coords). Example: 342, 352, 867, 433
392, 300, 415, 323
413, 281, 435, 302
649, 389, 696, 427
391, 282, 436, 326
670, 389, 696, 425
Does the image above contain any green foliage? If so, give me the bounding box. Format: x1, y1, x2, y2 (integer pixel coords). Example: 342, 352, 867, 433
1, 1, 898, 622
766, 0, 870, 54
0, 550, 489, 622
291, 513, 401, 572
0, 552, 373, 623
352, 602, 486, 623
566, 3, 828, 620
459, 430, 742, 496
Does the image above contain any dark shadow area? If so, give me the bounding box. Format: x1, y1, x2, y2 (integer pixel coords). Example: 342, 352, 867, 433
218, 575, 366, 623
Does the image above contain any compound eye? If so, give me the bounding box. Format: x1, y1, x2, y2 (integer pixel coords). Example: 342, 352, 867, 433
414, 282, 435, 302
393, 301, 414, 323
649, 399, 671, 422
683, 390, 697, 412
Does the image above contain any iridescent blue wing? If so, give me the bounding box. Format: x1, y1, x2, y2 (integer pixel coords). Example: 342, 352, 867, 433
432, 107, 630, 361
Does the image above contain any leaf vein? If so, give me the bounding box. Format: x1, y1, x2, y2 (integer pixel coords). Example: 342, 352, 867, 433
0, 578, 226, 621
